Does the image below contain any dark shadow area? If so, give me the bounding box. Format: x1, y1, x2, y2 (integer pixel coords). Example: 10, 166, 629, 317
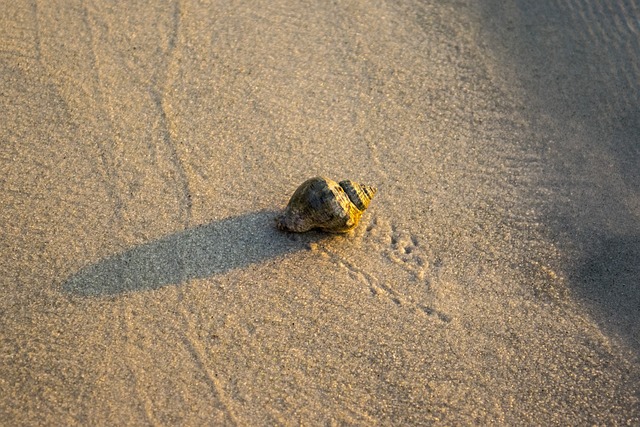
63, 210, 327, 296
477, 0, 640, 191
476, 1, 640, 355
573, 236, 640, 355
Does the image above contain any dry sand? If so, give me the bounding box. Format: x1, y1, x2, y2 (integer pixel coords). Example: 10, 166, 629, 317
1, 0, 639, 425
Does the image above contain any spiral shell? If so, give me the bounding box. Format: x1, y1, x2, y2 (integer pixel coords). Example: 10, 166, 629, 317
275, 176, 377, 233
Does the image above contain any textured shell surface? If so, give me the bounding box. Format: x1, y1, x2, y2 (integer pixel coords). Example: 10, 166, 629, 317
276, 176, 377, 233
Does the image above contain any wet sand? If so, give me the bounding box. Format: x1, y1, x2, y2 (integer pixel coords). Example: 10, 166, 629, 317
1, 0, 638, 425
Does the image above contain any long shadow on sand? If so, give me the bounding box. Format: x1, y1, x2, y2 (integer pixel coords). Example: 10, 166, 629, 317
63, 210, 325, 297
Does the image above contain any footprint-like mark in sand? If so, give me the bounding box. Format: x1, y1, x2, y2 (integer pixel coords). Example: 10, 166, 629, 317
386, 224, 431, 283
417, 304, 452, 323
319, 216, 452, 324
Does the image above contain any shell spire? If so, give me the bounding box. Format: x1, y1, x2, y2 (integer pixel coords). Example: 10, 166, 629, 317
275, 177, 377, 233
338, 180, 377, 211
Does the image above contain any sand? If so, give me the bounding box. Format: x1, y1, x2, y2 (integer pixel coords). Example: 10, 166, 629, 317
1, 0, 639, 425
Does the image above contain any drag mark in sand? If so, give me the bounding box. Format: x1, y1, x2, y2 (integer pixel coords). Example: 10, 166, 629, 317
78, 0, 127, 223
119, 304, 160, 426
151, 85, 193, 226
177, 304, 239, 426
150, 0, 193, 226
177, 333, 239, 426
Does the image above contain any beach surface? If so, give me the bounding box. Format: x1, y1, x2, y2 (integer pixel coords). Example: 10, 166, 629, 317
1, 0, 639, 425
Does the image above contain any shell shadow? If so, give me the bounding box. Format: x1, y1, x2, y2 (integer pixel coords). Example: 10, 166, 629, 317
62, 210, 326, 297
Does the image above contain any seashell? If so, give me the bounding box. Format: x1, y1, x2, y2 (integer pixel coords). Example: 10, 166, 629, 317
276, 176, 377, 233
